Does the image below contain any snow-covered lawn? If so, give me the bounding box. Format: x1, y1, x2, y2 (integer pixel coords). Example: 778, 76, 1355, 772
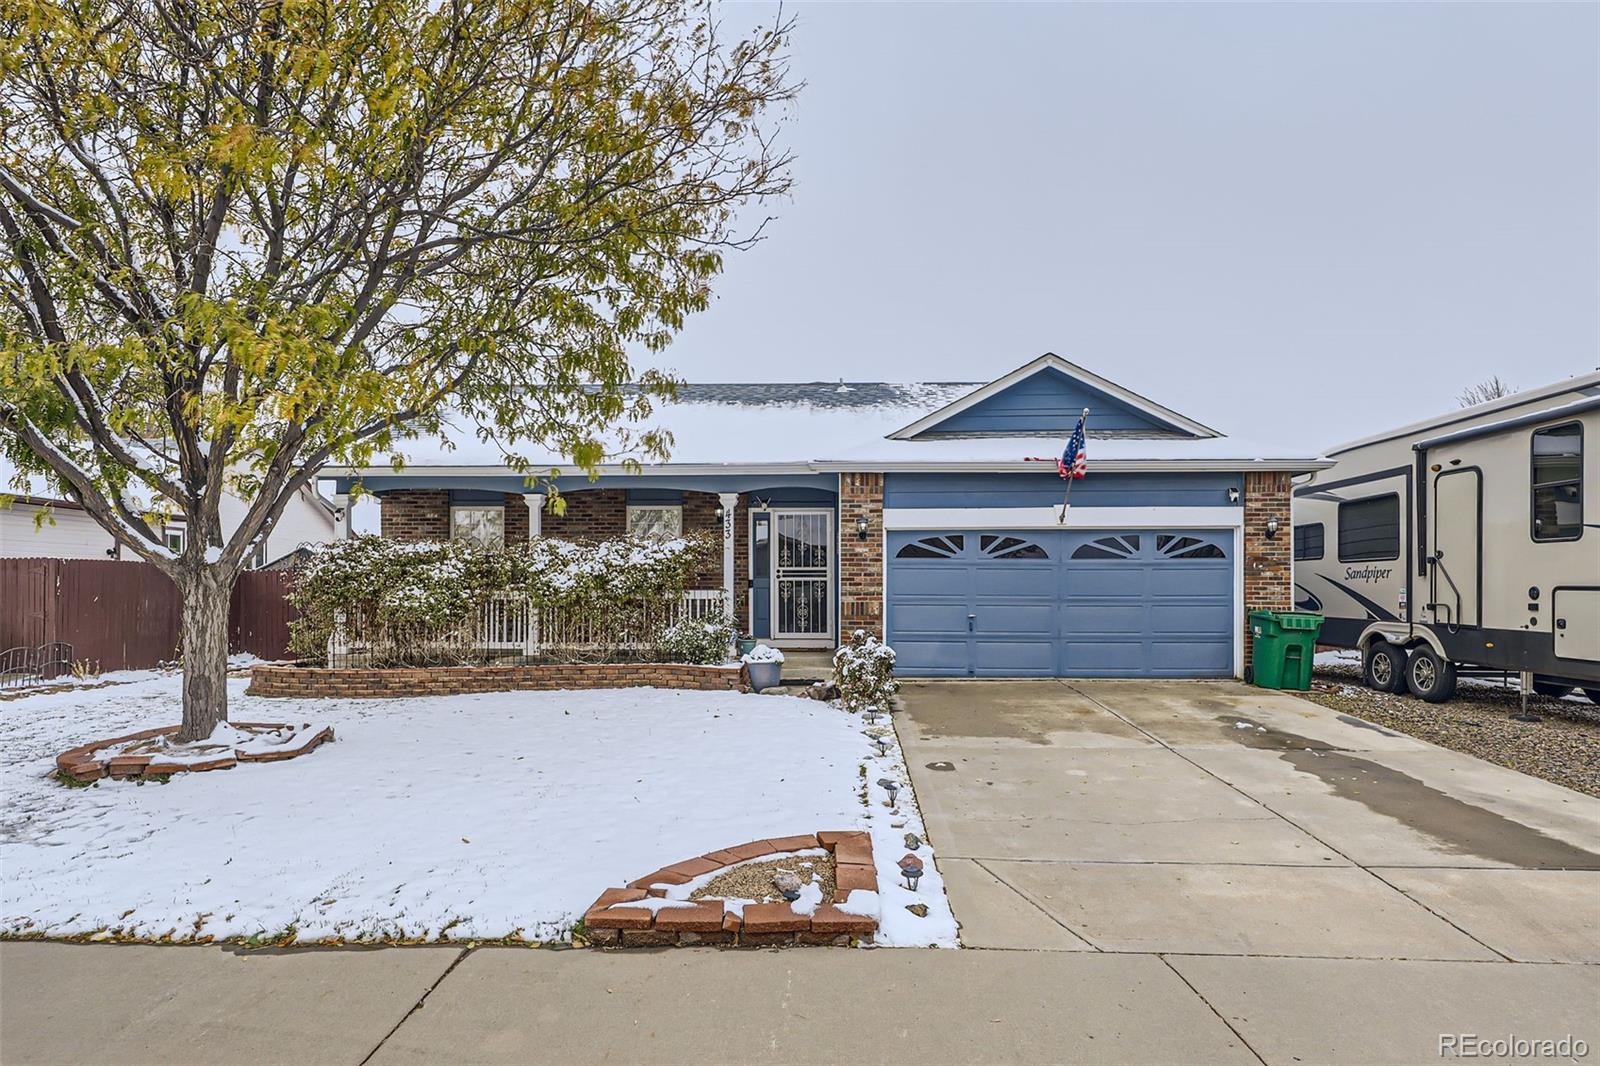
1, 674, 955, 947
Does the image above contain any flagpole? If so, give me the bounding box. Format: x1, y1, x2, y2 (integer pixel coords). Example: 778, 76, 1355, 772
1059, 407, 1089, 524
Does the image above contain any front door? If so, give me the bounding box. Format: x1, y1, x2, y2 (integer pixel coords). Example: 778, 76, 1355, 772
1431, 469, 1481, 627
773, 510, 833, 643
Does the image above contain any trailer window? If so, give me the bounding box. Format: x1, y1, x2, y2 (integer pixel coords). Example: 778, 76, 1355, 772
1532, 422, 1582, 542
1293, 522, 1324, 561
1338, 495, 1399, 562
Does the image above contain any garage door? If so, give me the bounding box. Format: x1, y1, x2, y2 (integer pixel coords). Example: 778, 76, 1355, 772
886, 529, 1234, 677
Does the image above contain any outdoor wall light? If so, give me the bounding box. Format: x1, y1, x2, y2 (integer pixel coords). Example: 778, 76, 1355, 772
1227, 487, 1240, 503
855, 515, 870, 540
714, 505, 725, 520
1265, 516, 1281, 539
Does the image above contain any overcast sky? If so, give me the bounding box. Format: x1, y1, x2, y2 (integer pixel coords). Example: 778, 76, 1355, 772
640, 1, 1599, 450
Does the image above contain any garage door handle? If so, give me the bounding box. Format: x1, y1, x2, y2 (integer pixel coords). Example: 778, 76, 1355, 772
968, 613, 976, 632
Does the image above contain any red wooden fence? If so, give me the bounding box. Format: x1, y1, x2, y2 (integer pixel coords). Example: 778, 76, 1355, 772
230, 569, 299, 661
0, 558, 299, 672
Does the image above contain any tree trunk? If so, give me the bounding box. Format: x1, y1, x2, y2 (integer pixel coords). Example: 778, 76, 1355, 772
177, 567, 233, 742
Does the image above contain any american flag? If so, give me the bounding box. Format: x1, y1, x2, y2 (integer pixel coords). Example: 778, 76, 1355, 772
1058, 411, 1088, 480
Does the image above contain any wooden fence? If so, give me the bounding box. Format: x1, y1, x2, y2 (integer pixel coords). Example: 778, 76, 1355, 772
0, 558, 298, 672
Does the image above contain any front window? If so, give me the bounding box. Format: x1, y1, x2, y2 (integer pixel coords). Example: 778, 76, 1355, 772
1338, 495, 1399, 562
627, 505, 683, 540
450, 506, 505, 548
164, 527, 186, 554
1532, 422, 1582, 542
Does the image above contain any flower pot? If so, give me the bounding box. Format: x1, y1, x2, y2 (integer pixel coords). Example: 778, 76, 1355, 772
746, 660, 782, 692
738, 637, 758, 657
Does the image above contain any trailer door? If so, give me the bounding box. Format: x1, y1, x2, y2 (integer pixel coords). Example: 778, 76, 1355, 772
1430, 469, 1481, 627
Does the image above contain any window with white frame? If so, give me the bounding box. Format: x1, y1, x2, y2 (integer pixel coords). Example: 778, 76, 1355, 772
164, 527, 186, 554
451, 505, 505, 548
626, 504, 683, 540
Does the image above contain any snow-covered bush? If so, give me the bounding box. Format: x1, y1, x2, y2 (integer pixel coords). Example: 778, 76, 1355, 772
740, 644, 785, 664
655, 616, 737, 664
831, 630, 899, 714
288, 533, 715, 664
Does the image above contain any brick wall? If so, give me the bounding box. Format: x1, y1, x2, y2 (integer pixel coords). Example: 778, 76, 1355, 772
380, 489, 450, 541
380, 490, 533, 543
249, 662, 749, 698
544, 489, 627, 540
839, 473, 884, 637
1242, 470, 1294, 673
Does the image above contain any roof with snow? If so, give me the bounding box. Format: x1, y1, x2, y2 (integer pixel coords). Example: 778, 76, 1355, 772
346, 353, 1333, 475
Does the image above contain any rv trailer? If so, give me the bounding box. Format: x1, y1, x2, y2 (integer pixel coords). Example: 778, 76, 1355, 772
1293, 373, 1600, 704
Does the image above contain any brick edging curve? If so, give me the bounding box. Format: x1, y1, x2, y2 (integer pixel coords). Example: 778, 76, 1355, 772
247, 662, 750, 699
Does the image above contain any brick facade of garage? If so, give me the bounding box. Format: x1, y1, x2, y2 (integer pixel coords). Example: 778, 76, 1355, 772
839, 472, 885, 637
1242, 470, 1294, 668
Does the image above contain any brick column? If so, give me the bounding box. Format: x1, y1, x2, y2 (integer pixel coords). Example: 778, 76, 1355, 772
839, 472, 885, 638
1242, 471, 1293, 675
379, 489, 450, 542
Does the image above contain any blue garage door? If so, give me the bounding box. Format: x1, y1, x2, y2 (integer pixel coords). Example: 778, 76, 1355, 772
886, 529, 1234, 677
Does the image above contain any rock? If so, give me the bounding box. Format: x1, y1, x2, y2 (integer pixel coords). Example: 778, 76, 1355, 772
904, 832, 921, 850
772, 869, 803, 897
905, 903, 929, 918
890, 820, 907, 829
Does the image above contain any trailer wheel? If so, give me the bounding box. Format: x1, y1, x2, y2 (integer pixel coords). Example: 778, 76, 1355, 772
1532, 680, 1573, 699
1363, 642, 1408, 694
1405, 647, 1457, 703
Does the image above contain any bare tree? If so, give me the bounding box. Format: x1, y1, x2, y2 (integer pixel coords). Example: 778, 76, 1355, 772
1458, 376, 1514, 408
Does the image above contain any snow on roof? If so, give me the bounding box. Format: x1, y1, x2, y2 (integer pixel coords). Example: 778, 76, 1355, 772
371, 380, 1326, 473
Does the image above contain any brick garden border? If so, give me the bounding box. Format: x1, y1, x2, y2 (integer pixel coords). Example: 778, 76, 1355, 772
583, 830, 879, 948
55, 722, 335, 783
247, 662, 749, 699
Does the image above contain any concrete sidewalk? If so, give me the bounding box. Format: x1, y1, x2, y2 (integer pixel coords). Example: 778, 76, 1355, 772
4, 940, 1596, 1065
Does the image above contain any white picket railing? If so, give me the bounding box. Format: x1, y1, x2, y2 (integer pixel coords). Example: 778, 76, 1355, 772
328, 590, 731, 667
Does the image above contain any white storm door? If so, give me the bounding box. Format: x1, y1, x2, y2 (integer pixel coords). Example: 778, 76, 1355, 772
773, 510, 833, 640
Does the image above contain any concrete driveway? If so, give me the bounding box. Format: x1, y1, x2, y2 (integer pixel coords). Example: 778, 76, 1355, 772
898, 679, 1600, 1058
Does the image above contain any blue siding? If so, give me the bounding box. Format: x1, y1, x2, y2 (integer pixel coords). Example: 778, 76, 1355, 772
884, 472, 1242, 509
919, 367, 1191, 437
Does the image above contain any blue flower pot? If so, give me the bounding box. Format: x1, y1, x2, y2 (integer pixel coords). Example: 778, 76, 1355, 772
746, 660, 782, 692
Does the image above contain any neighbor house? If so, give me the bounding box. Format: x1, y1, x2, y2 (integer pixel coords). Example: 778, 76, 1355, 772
1, 457, 338, 567
326, 354, 1331, 678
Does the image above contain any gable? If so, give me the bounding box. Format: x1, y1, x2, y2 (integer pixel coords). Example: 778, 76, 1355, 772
892, 355, 1218, 440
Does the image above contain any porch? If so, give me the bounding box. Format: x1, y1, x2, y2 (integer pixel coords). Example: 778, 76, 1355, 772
328, 473, 847, 650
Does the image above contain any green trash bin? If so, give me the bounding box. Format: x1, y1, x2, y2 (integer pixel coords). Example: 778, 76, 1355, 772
1248, 610, 1324, 690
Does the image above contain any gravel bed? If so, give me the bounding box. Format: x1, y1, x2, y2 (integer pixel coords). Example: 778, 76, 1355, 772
1302, 663, 1600, 798
690, 853, 835, 905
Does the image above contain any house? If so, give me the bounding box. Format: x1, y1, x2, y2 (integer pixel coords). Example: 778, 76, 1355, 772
1, 457, 338, 567
326, 354, 1331, 678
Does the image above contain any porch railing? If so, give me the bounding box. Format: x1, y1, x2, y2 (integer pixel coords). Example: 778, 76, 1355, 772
327, 590, 731, 667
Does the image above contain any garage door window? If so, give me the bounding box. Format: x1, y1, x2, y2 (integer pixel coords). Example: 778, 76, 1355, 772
1156, 534, 1226, 560
980, 535, 1048, 560
895, 535, 964, 559
1071, 535, 1140, 560
1338, 494, 1400, 561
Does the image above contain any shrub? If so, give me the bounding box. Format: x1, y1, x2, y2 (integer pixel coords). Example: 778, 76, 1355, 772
287, 533, 716, 664
832, 629, 899, 714
655, 616, 737, 665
